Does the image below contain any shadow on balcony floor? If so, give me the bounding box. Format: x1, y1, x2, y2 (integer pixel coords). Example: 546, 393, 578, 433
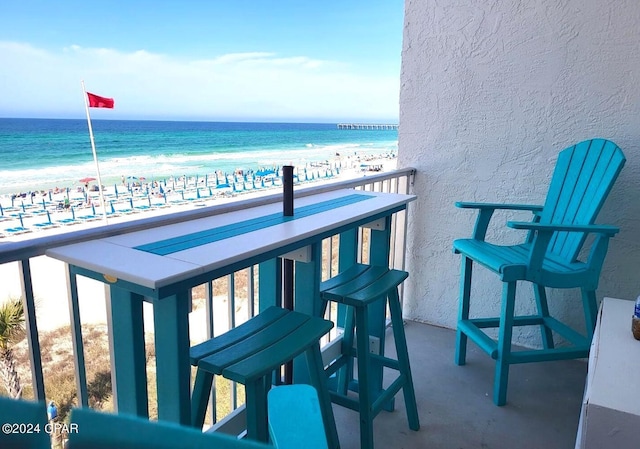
331, 320, 586, 449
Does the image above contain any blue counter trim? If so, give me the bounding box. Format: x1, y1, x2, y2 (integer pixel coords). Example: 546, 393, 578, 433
135, 193, 374, 256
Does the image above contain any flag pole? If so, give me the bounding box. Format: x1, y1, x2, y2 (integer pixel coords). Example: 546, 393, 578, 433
81, 80, 108, 221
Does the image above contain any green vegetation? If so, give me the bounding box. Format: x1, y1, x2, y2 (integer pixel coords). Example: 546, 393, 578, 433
0, 298, 25, 399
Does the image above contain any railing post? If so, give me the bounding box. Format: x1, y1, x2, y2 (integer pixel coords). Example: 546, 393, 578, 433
18, 259, 45, 401
65, 264, 89, 407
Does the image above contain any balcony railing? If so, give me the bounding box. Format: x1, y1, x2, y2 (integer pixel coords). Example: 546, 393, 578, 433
0, 167, 414, 429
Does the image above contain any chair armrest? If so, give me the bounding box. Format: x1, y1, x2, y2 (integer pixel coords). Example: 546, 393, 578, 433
456, 202, 544, 212
507, 221, 620, 236
508, 222, 619, 278
456, 203, 543, 241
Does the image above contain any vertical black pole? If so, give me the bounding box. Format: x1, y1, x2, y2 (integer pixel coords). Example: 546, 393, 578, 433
283, 165, 294, 218
282, 165, 294, 384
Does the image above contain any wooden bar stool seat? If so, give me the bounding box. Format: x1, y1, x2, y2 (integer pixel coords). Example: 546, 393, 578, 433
190, 306, 340, 449
321, 264, 420, 449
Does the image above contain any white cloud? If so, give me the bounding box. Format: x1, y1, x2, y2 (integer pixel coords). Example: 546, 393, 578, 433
0, 41, 399, 121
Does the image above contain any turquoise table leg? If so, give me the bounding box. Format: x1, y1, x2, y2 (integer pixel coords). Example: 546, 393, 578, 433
293, 242, 323, 384
337, 228, 358, 328
108, 286, 148, 417
153, 291, 191, 424
336, 228, 358, 393
367, 215, 394, 411
258, 258, 282, 312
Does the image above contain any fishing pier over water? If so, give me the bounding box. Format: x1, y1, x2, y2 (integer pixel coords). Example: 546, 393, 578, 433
337, 123, 398, 130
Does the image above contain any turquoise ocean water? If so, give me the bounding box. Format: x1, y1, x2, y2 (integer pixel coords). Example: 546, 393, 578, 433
0, 119, 397, 196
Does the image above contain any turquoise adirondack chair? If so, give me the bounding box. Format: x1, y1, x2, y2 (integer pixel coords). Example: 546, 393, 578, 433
453, 138, 625, 406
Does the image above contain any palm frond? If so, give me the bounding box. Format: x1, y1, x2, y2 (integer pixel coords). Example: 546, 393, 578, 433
0, 299, 25, 350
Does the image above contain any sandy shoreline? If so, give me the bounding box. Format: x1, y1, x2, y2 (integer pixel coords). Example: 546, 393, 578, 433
0, 156, 396, 336
0, 154, 395, 239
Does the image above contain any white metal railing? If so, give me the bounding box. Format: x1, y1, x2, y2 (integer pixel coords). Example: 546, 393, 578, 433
0, 167, 415, 425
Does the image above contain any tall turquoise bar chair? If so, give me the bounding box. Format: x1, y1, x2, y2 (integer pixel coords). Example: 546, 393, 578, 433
320, 264, 420, 449
453, 139, 625, 406
189, 306, 339, 449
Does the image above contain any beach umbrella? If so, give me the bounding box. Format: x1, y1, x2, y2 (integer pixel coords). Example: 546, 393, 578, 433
163, 192, 167, 204
42, 198, 46, 209
196, 188, 201, 199
71, 207, 75, 220
114, 184, 119, 198
21, 201, 26, 212
129, 198, 134, 209
45, 210, 52, 224
11, 196, 14, 207
48, 190, 52, 201
18, 213, 24, 228
110, 201, 115, 214
79, 177, 96, 184
183, 176, 187, 189
208, 187, 213, 196
92, 204, 96, 216
159, 185, 164, 194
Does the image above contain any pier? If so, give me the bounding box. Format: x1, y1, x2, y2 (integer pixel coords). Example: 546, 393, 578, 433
337, 123, 398, 130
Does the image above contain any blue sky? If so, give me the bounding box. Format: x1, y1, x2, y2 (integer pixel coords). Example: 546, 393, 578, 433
0, 1, 404, 122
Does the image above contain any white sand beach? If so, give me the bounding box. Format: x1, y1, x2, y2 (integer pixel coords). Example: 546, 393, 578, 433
0, 155, 397, 338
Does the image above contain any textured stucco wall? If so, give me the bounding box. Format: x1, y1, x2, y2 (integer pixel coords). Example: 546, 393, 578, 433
398, 0, 640, 347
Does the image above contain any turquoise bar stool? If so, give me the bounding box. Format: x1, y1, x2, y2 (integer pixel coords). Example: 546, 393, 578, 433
189, 306, 340, 449
320, 264, 420, 449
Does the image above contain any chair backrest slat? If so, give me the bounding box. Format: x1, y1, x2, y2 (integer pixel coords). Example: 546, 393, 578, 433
0, 397, 50, 449
540, 139, 625, 261
67, 408, 270, 449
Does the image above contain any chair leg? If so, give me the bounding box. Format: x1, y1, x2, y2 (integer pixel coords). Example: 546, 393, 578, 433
338, 306, 356, 395
533, 284, 554, 349
305, 344, 341, 449
582, 289, 599, 340
388, 288, 420, 431
191, 369, 214, 428
354, 306, 374, 449
245, 378, 269, 442
494, 281, 517, 406
455, 257, 473, 366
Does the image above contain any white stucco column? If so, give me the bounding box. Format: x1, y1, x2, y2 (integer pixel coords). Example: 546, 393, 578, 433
398, 0, 640, 347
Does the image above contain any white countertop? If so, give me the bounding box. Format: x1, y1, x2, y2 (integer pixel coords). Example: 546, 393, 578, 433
46, 189, 415, 290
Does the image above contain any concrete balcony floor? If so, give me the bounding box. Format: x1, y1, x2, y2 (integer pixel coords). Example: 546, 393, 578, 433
331, 320, 586, 449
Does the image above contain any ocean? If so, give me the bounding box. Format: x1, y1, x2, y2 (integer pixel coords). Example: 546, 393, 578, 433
0, 118, 398, 196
